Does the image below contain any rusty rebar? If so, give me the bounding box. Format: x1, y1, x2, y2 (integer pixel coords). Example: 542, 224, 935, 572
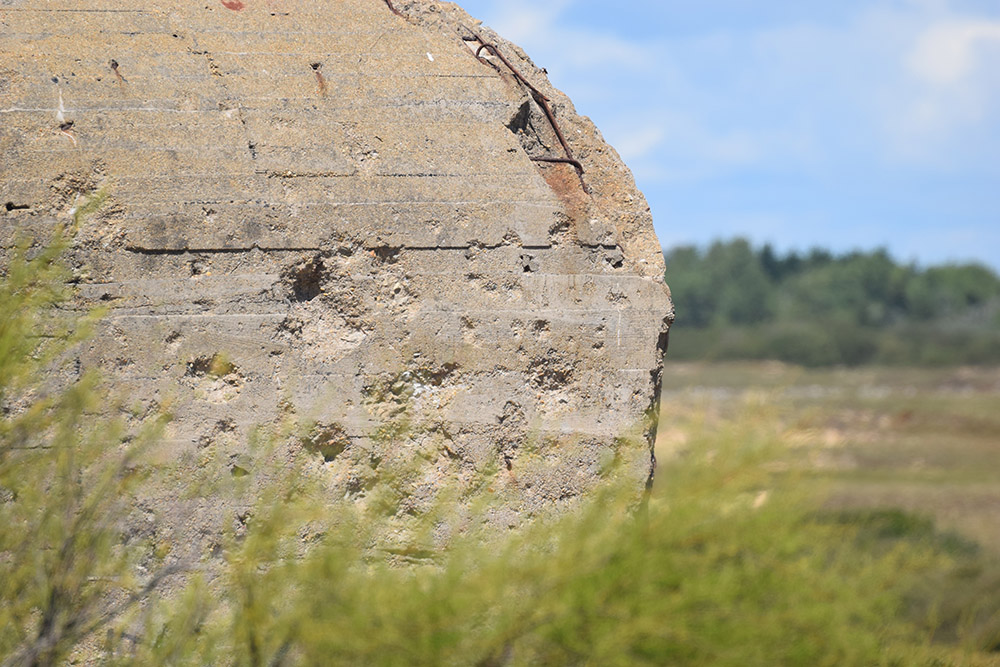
473, 40, 588, 193
475, 43, 548, 103
531, 155, 586, 173
58, 120, 77, 146
110, 59, 126, 86
383, 0, 403, 17
310, 62, 328, 96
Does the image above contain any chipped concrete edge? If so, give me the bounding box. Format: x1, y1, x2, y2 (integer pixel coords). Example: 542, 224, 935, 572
395, 0, 675, 482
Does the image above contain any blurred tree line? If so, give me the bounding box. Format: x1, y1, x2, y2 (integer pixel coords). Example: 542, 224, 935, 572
664, 239, 1000, 366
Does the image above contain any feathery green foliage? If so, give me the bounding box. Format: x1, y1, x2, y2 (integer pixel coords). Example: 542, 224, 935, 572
0, 219, 168, 667
127, 398, 1000, 665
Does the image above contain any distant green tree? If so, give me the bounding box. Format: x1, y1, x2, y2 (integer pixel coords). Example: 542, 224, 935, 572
663, 239, 1000, 365
705, 239, 774, 325
665, 240, 773, 328
782, 249, 899, 325
905, 264, 1000, 320
663, 245, 717, 328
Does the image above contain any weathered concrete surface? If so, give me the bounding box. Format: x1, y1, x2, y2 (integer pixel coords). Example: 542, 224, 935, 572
1, 0, 673, 546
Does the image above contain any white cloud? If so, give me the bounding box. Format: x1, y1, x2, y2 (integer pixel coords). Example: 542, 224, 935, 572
886, 17, 1000, 160
737, 6, 1000, 163
481, 0, 572, 44
612, 125, 666, 162
481, 0, 653, 74
474, 1, 1000, 172
908, 19, 1000, 84
549, 30, 653, 70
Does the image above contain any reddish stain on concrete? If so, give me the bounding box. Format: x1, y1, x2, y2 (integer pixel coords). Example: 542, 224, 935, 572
541, 163, 588, 221
220, 0, 245, 10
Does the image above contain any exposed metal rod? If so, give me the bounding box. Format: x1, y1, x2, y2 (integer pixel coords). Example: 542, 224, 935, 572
383, 0, 403, 17
472, 40, 589, 193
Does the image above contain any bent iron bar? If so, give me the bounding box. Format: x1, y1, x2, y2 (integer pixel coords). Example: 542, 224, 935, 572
383, 0, 403, 17
473, 41, 589, 194
380, 0, 588, 194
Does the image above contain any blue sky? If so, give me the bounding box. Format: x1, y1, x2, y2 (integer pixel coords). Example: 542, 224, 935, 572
458, 0, 1000, 269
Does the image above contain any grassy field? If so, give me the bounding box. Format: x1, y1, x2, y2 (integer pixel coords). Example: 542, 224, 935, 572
657, 361, 1000, 659
657, 362, 1000, 552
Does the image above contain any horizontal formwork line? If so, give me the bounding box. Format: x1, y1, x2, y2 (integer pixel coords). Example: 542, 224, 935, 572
3, 144, 514, 154
6, 147, 248, 155
0, 8, 153, 12
0, 68, 491, 79
101, 308, 652, 320
84, 274, 659, 286
127, 73, 491, 79
2, 172, 544, 182
375, 310, 656, 317
0, 107, 203, 114
120, 246, 322, 254
104, 309, 658, 319
180, 30, 436, 37
99, 297, 659, 309
2, 171, 538, 180
0, 100, 508, 115
113, 378, 652, 391
0, 44, 455, 57
94, 292, 655, 302
1, 201, 558, 211
0, 29, 402, 35
92, 73, 493, 81
137, 72, 489, 79
1, 30, 176, 37
90, 274, 652, 287
97, 306, 660, 318
288, 370, 656, 378
0, 115, 505, 127
188, 52, 469, 57
101, 299, 660, 309
108, 313, 287, 320
121, 431, 626, 444
0, 71, 478, 82
115, 200, 558, 208
9, 51, 470, 58
352, 274, 653, 281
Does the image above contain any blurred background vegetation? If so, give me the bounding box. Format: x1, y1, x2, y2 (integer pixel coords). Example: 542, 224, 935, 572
664, 239, 1000, 366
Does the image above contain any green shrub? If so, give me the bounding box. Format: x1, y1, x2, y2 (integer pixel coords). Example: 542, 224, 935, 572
129, 400, 997, 666
0, 224, 168, 667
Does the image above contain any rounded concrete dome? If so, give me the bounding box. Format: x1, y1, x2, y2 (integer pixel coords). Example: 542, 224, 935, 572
1, 0, 672, 541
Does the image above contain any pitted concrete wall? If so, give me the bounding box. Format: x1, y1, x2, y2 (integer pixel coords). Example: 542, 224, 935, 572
1, 0, 673, 545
